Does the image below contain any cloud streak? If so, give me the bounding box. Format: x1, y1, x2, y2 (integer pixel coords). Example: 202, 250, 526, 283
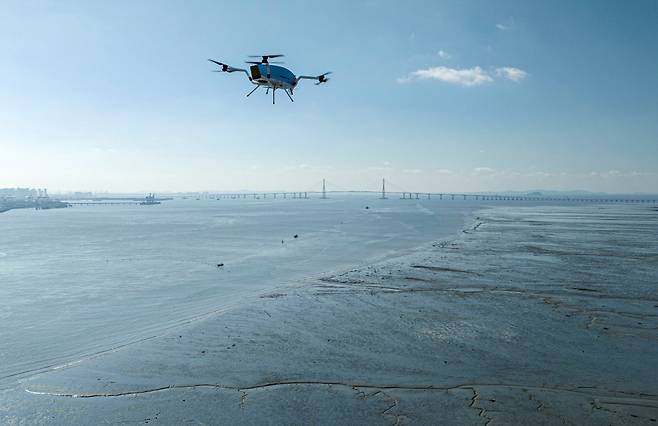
437, 49, 451, 59
495, 67, 527, 81
399, 65, 527, 86
398, 66, 493, 87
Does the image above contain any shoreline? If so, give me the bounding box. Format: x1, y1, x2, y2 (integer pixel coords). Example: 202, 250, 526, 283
0, 200, 69, 214
3, 204, 658, 424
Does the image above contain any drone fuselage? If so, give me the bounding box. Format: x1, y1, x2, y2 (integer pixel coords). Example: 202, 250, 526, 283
249, 64, 296, 90
208, 56, 329, 103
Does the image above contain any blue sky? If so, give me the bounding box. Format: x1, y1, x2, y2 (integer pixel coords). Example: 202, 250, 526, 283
1, 0, 657, 193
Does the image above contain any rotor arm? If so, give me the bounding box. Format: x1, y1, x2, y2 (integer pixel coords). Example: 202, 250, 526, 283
296, 75, 316, 84
230, 68, 251, 79
208, 59, 252, 80
295, 72, 331, 86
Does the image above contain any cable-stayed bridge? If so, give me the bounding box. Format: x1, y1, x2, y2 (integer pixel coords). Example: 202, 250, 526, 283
207, 179, 658, 204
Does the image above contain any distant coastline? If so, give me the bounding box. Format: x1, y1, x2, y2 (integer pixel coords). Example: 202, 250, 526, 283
0, 199, 70, 214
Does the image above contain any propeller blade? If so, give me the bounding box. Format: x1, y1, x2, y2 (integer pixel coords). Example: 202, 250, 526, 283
316, 72, 332, 84
248, 54, 284, 58
247, 54, 285, 64
245, 59, 283, 65
208, 59, 230, 72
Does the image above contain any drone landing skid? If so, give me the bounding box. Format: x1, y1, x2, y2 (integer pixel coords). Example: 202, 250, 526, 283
271, 87, 294, 104
246, 85, 260, 97
246, 85, 293, 104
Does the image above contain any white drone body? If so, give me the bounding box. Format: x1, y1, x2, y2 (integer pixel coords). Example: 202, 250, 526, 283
208, 54, 331, 104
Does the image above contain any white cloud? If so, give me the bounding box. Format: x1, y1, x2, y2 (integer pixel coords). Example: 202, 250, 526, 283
473, 167, 496, 175
436, 169, 454, 175
90, 147, 117, 154
496, 23, 511, 31
399, 66, 493, 87
399, 66, 527, 86
526, 171, 552, 177
495, 67, 527, 82
437, 49, 451, 59
367, 161, 394, 172
630, 171, 656, 177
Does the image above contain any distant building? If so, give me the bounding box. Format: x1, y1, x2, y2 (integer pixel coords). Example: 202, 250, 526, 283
73, 192, 93, 199
0, 188, 37, 199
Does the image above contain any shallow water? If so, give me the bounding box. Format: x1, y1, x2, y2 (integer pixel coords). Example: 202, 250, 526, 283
3, 203, 656, 425
0, 196, 474, 385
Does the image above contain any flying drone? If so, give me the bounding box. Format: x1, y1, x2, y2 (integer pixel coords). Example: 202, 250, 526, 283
208, 54, 331, 104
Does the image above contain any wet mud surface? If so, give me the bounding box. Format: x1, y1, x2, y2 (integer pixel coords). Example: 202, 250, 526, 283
2, 205, 657, 424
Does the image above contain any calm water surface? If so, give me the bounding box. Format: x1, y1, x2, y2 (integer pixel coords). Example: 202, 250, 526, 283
0, 196, 475, 385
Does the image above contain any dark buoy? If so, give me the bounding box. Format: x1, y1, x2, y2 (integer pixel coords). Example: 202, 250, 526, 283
293, 234, 298, 239
365, 206, 369, 209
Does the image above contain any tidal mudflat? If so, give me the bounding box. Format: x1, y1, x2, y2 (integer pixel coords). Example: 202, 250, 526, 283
0, 198, 471, 386
2, 204, 657, 424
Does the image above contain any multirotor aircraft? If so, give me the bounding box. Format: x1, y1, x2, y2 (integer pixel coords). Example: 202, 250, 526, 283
208, 54, 331, 104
